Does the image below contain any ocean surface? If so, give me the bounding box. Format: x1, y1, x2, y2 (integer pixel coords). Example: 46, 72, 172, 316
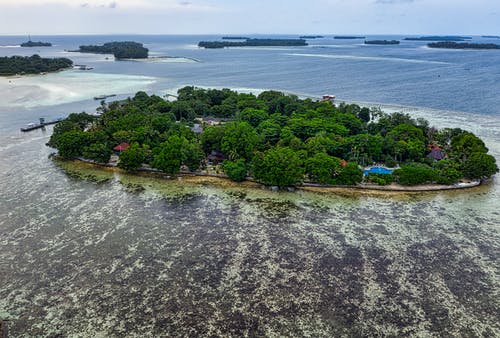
0, 35, 499, 336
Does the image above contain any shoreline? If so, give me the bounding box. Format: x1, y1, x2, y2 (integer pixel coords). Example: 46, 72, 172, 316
67, 157, 483, 193
121, 56, 201, 63
1, 66, 73, 78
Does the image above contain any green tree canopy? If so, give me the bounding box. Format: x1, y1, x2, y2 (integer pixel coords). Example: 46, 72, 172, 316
306, 153, 342, 184
463, 153, 498, 179
222, 159, 247, 182
221, 122, 261, 160
251, 147, 305, 188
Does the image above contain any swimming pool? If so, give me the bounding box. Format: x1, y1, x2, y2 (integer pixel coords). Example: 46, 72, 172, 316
363, 167, 393, 175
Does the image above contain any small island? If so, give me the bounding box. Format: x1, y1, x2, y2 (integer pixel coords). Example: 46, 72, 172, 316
299, 35, 324, 39
21, 40, 52, 47
0, 54, 73, 76
198, 39, 308, 49
334, 36, 365, 39
48, 87, 498, 190
73, 41, 149, 59
222, 36, 250, 40
482, 35, 500, 39
427, 42, 500, 50
404, 36, 472, 42
364, 40, 400, 45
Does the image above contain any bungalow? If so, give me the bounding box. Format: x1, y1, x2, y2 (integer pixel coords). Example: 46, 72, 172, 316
207, 150, 226, 165
322, 94, 336, 102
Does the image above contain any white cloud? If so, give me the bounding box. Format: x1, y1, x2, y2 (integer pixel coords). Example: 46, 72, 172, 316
0, 0, 217, 10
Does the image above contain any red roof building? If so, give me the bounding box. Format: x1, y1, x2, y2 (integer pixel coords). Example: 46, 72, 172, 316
113, 143, 130, 152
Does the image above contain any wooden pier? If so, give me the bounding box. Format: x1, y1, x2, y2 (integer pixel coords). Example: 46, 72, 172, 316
20, 117, 65, 132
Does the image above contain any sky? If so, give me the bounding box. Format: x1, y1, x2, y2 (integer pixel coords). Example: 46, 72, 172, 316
0, 0, 499, 35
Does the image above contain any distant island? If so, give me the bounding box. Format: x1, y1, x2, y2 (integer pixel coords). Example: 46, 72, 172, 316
334, 36, 365, 39
222, 36, 249, 40
299, 35, 324, 39
48, 87, 497, 189
0, 54, 73, 76
73, 41, 149, 59
198, 39, 308, 49
427, 42, 500, 50
21, 40, 52, 47
482, 35, 500, 39
364, 40, 400, 45
404, 36, 472, 42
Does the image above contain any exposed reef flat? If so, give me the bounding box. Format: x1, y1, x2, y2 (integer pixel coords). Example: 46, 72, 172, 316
1, 158, 497, 336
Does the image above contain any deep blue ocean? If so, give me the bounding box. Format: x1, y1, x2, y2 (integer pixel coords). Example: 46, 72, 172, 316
1, 34, 500, 118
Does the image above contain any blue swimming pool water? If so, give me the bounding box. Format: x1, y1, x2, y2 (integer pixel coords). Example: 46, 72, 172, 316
364, 167, 393, 175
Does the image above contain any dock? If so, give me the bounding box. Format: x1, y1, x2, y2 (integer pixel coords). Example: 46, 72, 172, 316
94, 94, 116, 100
20, 117, 65, 132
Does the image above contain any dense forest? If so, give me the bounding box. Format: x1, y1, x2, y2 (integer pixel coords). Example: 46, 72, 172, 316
75, 41, 149, 59
198, 39, 308, 49
20, 41, 52, 47
427, 42, 500, 50
0, 54, 73, 76
48, 87, 498, 188
364, 40, 400, 45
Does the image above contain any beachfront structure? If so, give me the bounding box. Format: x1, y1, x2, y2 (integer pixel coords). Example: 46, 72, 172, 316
207, 150, 226, 164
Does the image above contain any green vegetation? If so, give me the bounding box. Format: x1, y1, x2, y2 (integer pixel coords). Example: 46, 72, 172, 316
404, 36, 471, 42
48, 87, 498, 189
222, 159, 247, 182
0, 54, 73, 76
75, 41, 149, 59
365, 40, 400, 45
198, 39, 308, 49
21, 41, 52, 47
427, 42, 500, 50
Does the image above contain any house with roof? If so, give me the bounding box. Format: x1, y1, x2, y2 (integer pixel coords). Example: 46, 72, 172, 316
427, 144, 446, 161
190, 124, 203, 134
113, 142, 130, 153
207, 150, 226, 165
